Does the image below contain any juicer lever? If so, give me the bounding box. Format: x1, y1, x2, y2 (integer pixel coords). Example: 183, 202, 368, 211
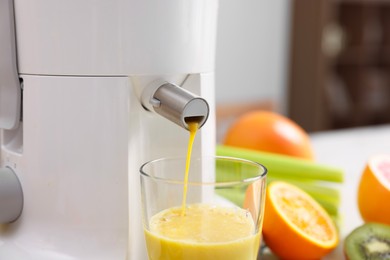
142, 82, 209, 130
0, 167, 23, 223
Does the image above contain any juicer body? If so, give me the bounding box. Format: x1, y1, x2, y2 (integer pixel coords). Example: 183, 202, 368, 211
0, 0, 218, 259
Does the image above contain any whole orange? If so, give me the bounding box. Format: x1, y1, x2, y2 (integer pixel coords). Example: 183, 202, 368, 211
262, 181, 339, 259
223, 111, 314, 160
358, 154, 390, 225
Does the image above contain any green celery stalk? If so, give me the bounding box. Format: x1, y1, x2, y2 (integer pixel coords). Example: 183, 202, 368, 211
217, 145, 344, 183
314, 197, 338, 216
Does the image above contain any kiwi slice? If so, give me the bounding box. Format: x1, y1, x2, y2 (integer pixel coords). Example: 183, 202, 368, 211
344, 222, 390, 260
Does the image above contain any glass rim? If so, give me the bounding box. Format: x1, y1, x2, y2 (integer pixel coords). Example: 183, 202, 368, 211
139, 155, 267, 186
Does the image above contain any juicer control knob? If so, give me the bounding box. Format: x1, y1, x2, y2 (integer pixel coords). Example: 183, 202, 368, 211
142, 81, 209, 130
0, 167, 23, 223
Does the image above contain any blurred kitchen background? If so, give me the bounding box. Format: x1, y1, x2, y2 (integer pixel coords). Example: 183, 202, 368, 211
215, 0, 390, 142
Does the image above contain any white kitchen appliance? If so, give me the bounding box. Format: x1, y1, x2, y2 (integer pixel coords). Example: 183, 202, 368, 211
0, 0, 218, 259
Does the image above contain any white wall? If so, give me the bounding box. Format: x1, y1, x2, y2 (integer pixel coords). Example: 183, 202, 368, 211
215, 0, 291, 113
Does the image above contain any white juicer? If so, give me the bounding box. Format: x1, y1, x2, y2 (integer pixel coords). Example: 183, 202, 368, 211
0, 0, 218, 259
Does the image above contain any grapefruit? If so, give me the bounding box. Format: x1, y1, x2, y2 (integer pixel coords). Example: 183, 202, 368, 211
358, 154, 390, 225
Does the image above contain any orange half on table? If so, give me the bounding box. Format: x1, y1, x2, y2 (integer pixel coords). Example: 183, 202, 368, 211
262, 181, 338, 259
358, 154, 390, 225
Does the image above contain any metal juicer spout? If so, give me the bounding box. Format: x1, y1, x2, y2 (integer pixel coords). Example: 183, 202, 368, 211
141, 82, 209, 130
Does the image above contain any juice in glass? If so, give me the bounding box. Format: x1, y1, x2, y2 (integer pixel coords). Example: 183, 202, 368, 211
140, 156, 266, 260
144, 203, 260, 260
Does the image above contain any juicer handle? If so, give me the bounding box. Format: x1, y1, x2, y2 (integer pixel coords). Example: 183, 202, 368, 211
142, 81, 209, 130
0, 0, 21, 130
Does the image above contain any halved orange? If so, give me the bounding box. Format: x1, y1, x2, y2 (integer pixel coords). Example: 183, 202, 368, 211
358, 154, 390, 225
262, 181, 338, 259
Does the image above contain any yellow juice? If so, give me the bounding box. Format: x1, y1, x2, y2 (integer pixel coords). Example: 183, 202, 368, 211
144, 204, 261, 260
181, 121, 198, 215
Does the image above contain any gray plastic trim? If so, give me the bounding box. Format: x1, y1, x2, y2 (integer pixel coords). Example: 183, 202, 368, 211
0, 167, 23, 223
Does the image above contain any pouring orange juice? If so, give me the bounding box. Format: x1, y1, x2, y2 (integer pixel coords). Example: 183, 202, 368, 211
140, 122, 267, 260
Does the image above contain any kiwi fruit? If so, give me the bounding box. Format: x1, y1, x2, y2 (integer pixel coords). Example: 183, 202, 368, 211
344, 222, 390, 260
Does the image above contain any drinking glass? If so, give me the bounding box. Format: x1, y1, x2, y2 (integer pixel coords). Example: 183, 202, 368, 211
140, 156, 267, 260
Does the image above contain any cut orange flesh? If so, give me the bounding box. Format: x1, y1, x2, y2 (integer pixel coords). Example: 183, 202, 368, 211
262, 181, 338, 259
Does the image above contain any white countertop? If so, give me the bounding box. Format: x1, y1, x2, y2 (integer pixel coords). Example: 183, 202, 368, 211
314, 124, 390, 259
262, 124, 390, 260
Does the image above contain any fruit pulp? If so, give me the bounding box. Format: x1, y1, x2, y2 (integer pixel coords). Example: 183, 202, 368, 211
144, 204, 260, 260
274, 185, 334, 243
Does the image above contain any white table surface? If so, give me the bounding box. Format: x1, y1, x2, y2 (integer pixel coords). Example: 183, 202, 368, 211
262, 124, 390, 260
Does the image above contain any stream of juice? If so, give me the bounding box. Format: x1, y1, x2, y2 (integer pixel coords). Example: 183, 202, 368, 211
181, 121, 198, 215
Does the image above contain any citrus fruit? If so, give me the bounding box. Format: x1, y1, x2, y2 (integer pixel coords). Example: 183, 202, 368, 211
358, 154, 390, 225
223, 111, 314, 160
262, 181, 338, 259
